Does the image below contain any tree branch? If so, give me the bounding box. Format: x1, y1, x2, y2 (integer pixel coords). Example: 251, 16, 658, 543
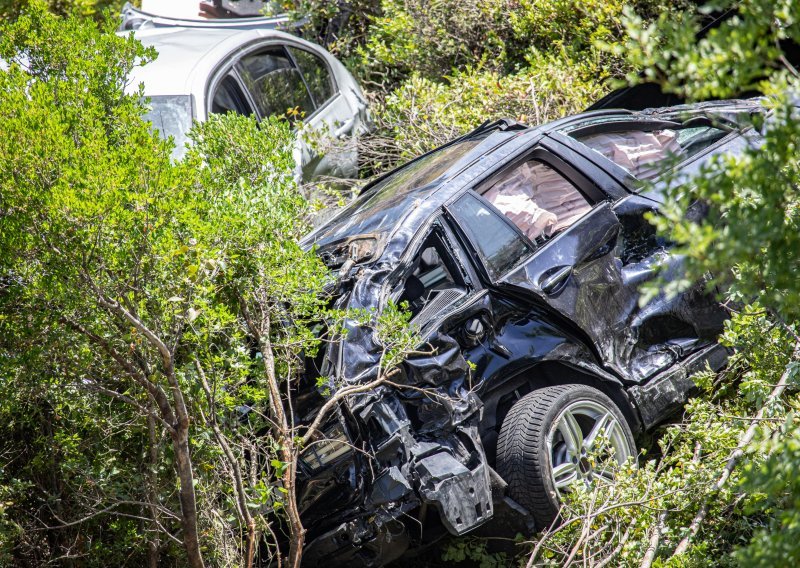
83, 381, 175, 434
300, 367, 401, 446
671, 339, 800, 557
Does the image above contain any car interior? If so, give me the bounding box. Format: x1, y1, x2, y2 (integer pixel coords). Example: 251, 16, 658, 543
473, 121, 730, 245
571, 121, 730, 180
398, 229, 468, 326
478, 159, 593, 244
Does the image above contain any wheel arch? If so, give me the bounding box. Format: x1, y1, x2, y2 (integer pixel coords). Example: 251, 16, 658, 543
479, 361, 641, 465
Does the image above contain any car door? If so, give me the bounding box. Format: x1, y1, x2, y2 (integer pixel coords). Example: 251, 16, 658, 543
447, 142, 701, 383
546, 127, 731, 371
230, 45, 318, 180
230, 44, 359, 180
286, 46, 360, 179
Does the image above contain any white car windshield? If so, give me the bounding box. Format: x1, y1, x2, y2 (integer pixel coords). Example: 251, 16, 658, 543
142, 95, 194, 159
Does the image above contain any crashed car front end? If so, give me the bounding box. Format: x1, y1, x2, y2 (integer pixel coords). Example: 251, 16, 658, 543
295, 126, 533, 563
296, 256, 495, 567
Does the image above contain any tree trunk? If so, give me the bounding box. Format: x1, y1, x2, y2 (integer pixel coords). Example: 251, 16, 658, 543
171, 421, 205, 568
246, 518, 257, 568
146, 411, 161, 568
283, 452, 305, 568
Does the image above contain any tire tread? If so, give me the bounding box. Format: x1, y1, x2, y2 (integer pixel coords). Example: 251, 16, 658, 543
497, 385, 581, 529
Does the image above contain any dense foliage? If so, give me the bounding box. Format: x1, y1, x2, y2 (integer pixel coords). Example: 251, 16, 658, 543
0, 5, 416, 566
288, 0, 684, 175
0, 0, 129, 20
517, 1, 800, 566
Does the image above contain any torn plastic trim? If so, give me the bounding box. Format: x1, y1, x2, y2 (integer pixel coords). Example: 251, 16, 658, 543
317, 232, 387, 270
118, 2, 299, 31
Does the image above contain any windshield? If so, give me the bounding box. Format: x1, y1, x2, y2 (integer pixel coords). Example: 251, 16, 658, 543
142, 95, 194, 160
305, 134, 488, 250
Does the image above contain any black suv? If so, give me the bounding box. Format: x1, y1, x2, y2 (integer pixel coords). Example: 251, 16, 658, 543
296, 99, 763, 566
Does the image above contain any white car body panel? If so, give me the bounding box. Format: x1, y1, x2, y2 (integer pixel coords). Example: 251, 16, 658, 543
120, 24, 368, 179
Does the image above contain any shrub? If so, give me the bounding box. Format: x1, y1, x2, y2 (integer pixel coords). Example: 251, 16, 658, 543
359, 52, 606, 173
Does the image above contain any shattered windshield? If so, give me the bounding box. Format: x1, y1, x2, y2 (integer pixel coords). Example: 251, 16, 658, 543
306, 134, 489, 250
142, 94, 194, 160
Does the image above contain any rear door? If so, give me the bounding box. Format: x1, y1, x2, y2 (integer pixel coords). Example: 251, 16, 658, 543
447, 141, 703, 382
286, 46, 360, 179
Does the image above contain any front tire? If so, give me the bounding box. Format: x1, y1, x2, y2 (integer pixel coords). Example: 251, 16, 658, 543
496, 384, 636, 529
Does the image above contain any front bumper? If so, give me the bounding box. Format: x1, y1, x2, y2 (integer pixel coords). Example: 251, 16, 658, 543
299, 386, 495, 566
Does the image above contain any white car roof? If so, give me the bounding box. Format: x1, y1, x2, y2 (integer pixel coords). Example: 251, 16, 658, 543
122, 26, 322, 98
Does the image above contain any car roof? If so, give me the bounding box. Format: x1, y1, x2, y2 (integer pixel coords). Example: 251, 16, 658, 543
302, 128, 521, 253
121, 26, 316, 97
303, 111, 633, 255
305, 98, 765, 265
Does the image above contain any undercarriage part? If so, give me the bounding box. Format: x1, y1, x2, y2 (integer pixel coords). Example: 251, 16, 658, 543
303, 513, 413, 567
370, 466, 412, 504
414, 448, 493, 534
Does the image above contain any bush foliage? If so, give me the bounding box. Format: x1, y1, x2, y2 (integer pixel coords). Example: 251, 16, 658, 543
290, 0, 679, 175
518, 1, 800, 566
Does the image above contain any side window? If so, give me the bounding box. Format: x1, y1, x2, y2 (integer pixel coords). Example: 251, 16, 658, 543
237, 48, 314, 120
449, 193, 534, 280
210, 74, 252, 116
574, 126, 728, 180
481, 160, 592, 242
288, 47, 335, 108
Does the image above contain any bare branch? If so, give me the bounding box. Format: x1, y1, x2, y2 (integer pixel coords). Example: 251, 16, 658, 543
641, 510, 667, 568
83, 381, 176, 434
300, 367, 401, 446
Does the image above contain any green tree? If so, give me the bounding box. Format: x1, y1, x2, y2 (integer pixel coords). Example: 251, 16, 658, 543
0, 0, 130, 21
0, 5, 418, 566
520, 2, 800, 566
620, 1, 800, 564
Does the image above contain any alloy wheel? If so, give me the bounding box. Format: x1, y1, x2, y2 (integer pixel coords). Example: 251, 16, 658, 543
547, 400, 633, 492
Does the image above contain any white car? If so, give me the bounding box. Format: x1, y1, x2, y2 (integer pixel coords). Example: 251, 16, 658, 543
120, 9, 369, 179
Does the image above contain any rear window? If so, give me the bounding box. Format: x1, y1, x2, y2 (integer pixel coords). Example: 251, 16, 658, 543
237, 48, 314, 120
288, 47, 335, 108
142, 94, 194, 160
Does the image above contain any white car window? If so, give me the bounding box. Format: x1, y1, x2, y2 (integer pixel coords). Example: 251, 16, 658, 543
288, 47, 335, 108
237, 47, 314, 120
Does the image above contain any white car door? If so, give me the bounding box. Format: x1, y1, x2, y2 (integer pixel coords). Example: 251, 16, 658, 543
233, 44, 361, 180
286, 46, 361, 180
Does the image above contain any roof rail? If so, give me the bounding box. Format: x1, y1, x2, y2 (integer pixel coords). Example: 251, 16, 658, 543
118, 2, 304, 32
